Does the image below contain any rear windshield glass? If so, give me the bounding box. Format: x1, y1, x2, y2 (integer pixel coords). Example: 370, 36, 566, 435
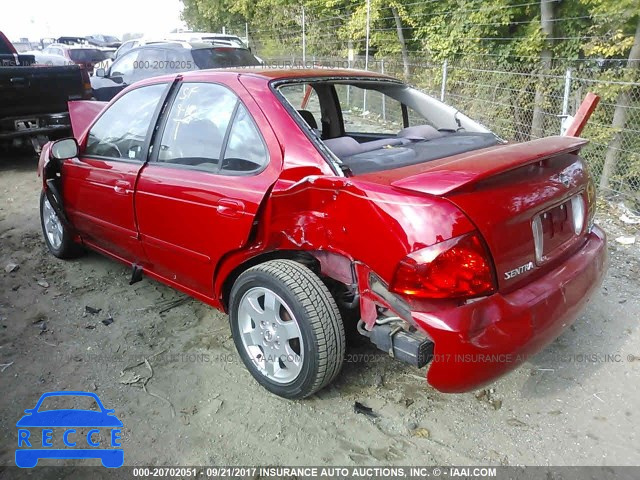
68, 49, 107, 63
192, 48, 260, 69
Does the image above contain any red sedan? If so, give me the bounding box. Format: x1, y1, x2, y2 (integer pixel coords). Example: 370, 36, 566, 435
38, 68, 607, 399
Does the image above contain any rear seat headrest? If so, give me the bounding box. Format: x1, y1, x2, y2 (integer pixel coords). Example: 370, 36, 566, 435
398, 124, 446, 141
322, 136, 361, 158
297, 109, 318, 130
322, 136, 411, 158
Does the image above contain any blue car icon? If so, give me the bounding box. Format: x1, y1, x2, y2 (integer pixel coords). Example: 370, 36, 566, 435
16, 391, 123, 468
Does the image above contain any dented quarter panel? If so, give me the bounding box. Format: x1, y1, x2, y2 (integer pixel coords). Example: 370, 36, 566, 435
263, 176, 476, 282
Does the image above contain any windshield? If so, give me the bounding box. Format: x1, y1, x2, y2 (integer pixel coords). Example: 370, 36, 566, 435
68, 48, 107, 63
280, 80, 491, 133
278, 79, 498, 175
192, 48, 260, 69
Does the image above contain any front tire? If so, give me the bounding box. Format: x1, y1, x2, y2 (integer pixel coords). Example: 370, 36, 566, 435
39, 190, 82, 259
229, 260, 345, 399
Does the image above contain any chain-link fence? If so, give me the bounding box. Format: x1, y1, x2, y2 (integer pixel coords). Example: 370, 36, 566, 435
224, 17, 640, 209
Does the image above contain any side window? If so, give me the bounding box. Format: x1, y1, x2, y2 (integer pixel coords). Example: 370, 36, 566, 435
278, 84, 322, 131
133, 48, 169, 82
157, 83, 237, 171
85, 84, 165, 160
334, 85, 405, 135
157, 82, 268, 174
221, 103, 268, 173
109, 50, 139, 84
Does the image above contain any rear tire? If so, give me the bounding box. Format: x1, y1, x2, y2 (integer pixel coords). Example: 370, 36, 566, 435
39, 190, 82, 259
229, 259, 345, 399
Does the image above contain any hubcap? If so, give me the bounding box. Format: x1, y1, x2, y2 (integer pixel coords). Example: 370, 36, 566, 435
43, 196, 63, 250
237, 287, 304, 384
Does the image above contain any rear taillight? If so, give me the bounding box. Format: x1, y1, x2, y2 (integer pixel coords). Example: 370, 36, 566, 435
390, 231, 496, 299
586, 177, 596, 231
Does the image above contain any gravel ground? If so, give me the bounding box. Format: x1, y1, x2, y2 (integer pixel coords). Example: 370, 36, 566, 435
0, 153, 639, 470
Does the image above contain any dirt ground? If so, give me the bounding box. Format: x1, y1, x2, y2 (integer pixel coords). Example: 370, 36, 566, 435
1, 153, 639, 469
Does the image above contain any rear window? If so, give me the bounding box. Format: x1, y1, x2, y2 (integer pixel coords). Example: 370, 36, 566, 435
68, 49, 107, 63
191, 48, 260, 69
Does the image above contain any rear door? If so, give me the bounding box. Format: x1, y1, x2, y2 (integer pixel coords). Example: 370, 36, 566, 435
62, 82, 169, 262
134, 78, 282, 297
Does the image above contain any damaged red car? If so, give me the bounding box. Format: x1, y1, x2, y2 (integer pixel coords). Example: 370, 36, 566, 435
37, 68, 607, 399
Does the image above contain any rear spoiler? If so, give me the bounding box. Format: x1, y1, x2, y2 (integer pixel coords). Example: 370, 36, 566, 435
68, 100, 107, 139
390, 136, 589, 196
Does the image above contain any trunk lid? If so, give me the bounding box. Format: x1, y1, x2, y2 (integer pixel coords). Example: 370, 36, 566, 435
387, 136, 594, 290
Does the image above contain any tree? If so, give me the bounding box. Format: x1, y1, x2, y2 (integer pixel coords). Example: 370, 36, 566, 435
530, 0, 556, 139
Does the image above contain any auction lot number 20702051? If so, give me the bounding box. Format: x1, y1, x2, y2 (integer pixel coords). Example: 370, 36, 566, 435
131, 467, 498, 477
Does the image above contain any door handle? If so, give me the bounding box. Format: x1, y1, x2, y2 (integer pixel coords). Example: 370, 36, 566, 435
114, 180, 131, 195
216, 199, 244, 217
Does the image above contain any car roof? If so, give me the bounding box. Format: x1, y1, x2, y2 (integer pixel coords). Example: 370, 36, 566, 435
127, 41, 252, 53
201, 67, 396, 81
48, 43, 101, 50
167, 32, 242, 39
134, 67, 398, 88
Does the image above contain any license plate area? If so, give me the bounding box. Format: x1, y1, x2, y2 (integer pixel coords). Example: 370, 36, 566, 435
532, 195, 583, 264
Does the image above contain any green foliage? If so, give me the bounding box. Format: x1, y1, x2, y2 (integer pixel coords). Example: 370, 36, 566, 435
180, 0, 638, 65
180, 0, 640, 199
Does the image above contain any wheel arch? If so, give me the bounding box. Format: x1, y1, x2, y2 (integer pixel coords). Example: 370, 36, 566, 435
217, 249, 356, 313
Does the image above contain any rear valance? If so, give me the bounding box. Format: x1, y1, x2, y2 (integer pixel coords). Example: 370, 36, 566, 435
390, 136, 588, 196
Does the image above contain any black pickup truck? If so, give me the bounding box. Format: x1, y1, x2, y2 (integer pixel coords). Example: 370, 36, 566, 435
0, 32, 91, 155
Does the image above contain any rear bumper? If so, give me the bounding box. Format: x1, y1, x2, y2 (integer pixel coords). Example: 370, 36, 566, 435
412, 225, 607, 393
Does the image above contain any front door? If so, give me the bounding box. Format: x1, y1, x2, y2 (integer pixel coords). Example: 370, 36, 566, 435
135, 79, 281, 297
62, 83, 168, 262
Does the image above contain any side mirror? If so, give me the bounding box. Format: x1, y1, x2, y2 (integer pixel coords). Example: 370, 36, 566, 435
95, 68, 106, 77
111, 74, 124, 84
50, 138, 79, 160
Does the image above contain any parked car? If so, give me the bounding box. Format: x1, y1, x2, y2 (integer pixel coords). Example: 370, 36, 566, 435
26, 50, 74, 66
165, 32, 248, 48
0, 32, 91, 153
85, 34, 121, 49
164, 32, 264, 63
37, 68, 607, 399
90, 42, 261, 101
42, 43, 109, 72
113, 38, 172, 59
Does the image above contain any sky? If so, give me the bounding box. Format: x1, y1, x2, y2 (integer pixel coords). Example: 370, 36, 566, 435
3, 0, 188, 42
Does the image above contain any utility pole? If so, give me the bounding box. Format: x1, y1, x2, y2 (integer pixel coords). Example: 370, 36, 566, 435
363, 0, 371, 112
365, 0, 370, 71
302, 5, 306, 64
